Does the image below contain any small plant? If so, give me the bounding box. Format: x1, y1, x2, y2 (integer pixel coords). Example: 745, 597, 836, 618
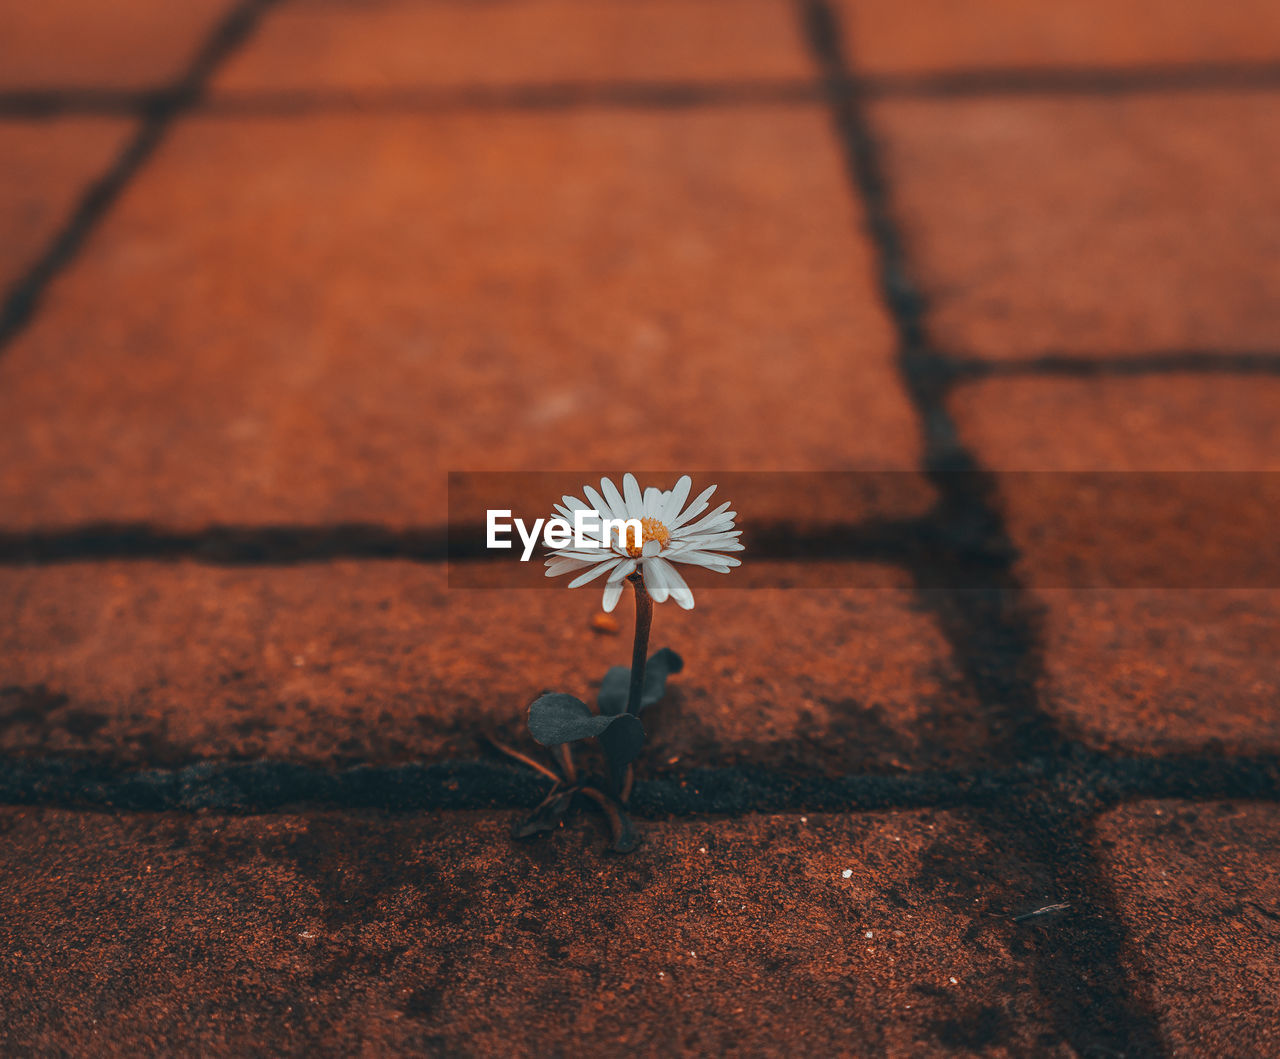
490, 474, 742, 852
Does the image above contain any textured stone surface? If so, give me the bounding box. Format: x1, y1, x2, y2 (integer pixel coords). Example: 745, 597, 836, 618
0, 564, 985, 773
836, 0, 1280, 73
874, 92, 1280, 358
1038, 590, 1280, 754
0, 120, 134, 293
0, 807, 1068, 1055
0, 0, 235, 90
214, 0, 811, 94
1097, 801, 1280, 1056
0, 109, 914, 530
952, 376, 1280, 754
951, 376, 1280, 472
3, 0, 1278, 1052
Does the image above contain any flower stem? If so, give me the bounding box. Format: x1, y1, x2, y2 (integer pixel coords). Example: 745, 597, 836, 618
616, 573, 652, 805
625, 574, 652, 716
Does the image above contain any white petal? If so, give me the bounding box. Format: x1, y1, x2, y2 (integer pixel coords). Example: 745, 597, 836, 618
642, 538, 662, 557
674, 543, 743, 556
623, 473, 644, 517
668, 484, 717, 530
641, 556, 670, 603
666, 544, 742, 560
679, 502, 734, 536
670, 543, 739, 559
659, 475, 692, 525
607, 558, 637, 582
582, 484, 616, 523
650, 556, 694, 609
643, 486, 662, 519
601, 580, 624, 613
601, 477, 628, 521
672, 530, 741, 546
672, 515, 737, 537
668, 550, 741, 569
556, 498, 605, 536
682, 561, 731, 574
568, 559, 621, 588
544, 556, 595, 577
672, 540, 740, 554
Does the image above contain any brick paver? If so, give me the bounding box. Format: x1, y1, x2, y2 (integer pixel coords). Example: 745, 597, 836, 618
0, 120, 133, 292
0, 108, 915, 530
0, 0, 236, 91
950, 376, 1280, 754
0, 807, 1065, 1054
1040, 590, 1280, 755
0, 566, 987, 773
214, 0, 811, 94
951, 376, 1280, 471
1097, 800, 1280, 1055
834, 0, 1280, 73
872, 92, 1280, 358
3, 0, 1279, 1052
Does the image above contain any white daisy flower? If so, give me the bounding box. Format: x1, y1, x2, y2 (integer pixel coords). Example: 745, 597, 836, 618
544, 474, 743, 612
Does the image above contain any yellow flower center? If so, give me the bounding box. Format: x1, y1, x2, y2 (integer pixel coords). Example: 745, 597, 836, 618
625, 516, 670, 558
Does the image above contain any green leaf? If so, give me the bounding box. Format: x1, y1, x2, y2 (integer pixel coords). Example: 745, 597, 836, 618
526, 692, 646, 790
640, 647, 683, 711
598, 713, 645, 792
596, 666, 630, 715
527, 693, 610, 746
596, 648, 684, 717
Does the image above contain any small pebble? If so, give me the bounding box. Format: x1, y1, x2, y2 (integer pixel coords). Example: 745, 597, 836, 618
842, 869, 853, 879
949, 977, 958, 985
591, 613, 620, 634
865, 931, 873, 939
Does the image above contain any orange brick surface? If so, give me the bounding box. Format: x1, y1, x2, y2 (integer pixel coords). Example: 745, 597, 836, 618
952, 376, 1280, 755
1098, 801, 1280, 1055
0, 120, 134, 292
0, 0, 236, 90
874, 93, 1280, 358
214, 0, 812, 94
0, 109, 915, 530
0, 807, 1064, 1055
951, 376, 1280, 472
0, 565, 987, 773
835, 0, 1280, 73
2, 0, 1279, 1052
